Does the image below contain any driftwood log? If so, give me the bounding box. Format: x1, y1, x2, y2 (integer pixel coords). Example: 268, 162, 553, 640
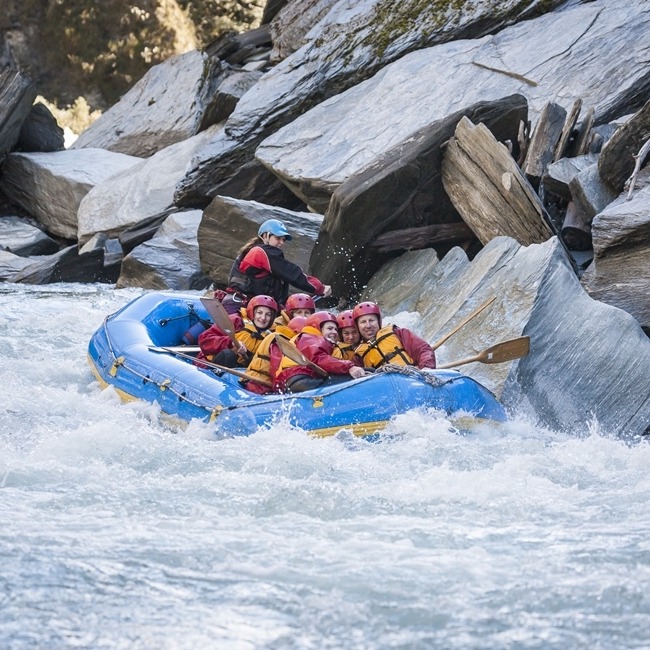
572, 107, 595, 157
561, 200, 591, 251
598, 99, 650, 191
553, 98, 582, 162
522, 102, 566, 187
441, 116, 554, 246
369, 222, 474, 254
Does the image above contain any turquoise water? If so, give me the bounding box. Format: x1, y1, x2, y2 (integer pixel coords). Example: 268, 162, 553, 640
1, 284, 648, 649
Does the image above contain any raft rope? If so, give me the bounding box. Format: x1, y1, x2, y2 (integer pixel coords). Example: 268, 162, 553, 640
374, 363, 447, 388
98, 315, 451, 419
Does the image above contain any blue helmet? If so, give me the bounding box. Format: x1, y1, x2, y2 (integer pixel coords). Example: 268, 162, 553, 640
258, 219, 292, 241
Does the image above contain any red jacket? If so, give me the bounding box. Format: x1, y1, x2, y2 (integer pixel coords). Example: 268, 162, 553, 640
394, 326, 436, 369
229, 244, 325, 306
195, 314, 243, 366
273, 327, 357, 391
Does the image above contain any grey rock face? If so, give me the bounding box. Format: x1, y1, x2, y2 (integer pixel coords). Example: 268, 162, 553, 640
582, 184, 650, 333
71, 51, 227, 157
256, 2, 650, 209
362, 236, 650, 438
0, 216, 59, 256
0, 149, 142, 240
117, 210, 210, 290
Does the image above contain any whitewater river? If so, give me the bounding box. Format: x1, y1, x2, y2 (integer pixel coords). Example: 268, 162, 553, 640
1, 283, 649, 649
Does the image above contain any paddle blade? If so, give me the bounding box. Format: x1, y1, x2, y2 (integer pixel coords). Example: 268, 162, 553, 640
480, 336, 530, 364
437, 336, 530, 369
274, 334, 329, 377
200, 297, 237, 339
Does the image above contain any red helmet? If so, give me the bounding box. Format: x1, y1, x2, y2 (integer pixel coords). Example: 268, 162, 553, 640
285, 293, 315, 313
352, 301, 382, 327
305, 311, 338, 331
287, 316, 308, 333
246, 295, 278, 321
336, 310, 355, 329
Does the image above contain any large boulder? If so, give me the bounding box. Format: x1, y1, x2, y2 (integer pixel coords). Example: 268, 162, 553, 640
0, 67, 37, 161
14, 102, 65, 153
582, 183, 650, 333
77, 124, 221, 245
116, 210, 210, 290
10, 244, 106, 284
309, 95, 527, 297
362, 237, 650, 438
198, 195, 323, 287
0, 149, 142, 240
0, 215, 59, 256
70, 50, 228, 157
174, 0, 568, 207
256, 2, 650, 211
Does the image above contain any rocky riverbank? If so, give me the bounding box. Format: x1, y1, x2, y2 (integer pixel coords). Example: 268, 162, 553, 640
0, 0, 648, 437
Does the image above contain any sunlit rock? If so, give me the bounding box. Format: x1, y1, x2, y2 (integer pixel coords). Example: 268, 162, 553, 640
0, 149, 141, 240
256, 2, 650, 211
77, 125, 222, 245
174, 0, 569, 206
71, 51, 227, 158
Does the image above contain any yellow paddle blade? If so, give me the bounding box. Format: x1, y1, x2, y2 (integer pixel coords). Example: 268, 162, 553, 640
274, 334, 329, 377
438, 336, 530, 369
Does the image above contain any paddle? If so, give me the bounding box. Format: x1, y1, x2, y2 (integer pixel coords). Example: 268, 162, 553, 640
430, 295, 496, 351
200, 297, 249, 361
274, 334, 329, 378
148, 346, 273, 388
436, 336, 530, 369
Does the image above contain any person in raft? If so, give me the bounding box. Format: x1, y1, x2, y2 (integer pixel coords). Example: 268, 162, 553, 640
222, 219, 332, 314
352, 302, 436, 370
274, 311, 366, 393
196, 295, 278, 369
240, 315, 308, 395
275, 292, 316, 327
332, 309, 360, 362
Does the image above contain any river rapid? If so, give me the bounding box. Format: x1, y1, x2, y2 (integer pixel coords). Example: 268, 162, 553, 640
1, 283, 649, 649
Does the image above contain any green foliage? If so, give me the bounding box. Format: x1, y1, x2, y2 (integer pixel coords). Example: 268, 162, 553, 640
176, 0, 264, 48
4, 0, 263, 112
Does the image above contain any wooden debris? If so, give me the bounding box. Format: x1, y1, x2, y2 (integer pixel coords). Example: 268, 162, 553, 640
369, 222, 474, 254
626, 138, 650, 199
598, 99, 650, 191
522, 102, 566, 186
561, 201, 591, 251
553, 98, 582, 162
441, 116, 554, 246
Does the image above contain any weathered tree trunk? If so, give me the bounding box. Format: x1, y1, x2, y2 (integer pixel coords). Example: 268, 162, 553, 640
572, 107, 595, 157
523, 102, 566, 187
441, 116, 554, 246
369, 222, 474, 254
598, 99, 650, 191
561, 201, 591, 251
553, 98, 582, 161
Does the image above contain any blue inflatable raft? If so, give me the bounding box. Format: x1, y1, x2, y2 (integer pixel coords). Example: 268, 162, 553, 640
87, 292, 507, 437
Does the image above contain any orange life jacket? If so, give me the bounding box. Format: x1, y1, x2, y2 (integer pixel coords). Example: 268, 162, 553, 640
355, 325, 413, 369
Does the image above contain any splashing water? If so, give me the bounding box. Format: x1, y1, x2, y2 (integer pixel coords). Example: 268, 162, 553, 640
1, 283, 648, 649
